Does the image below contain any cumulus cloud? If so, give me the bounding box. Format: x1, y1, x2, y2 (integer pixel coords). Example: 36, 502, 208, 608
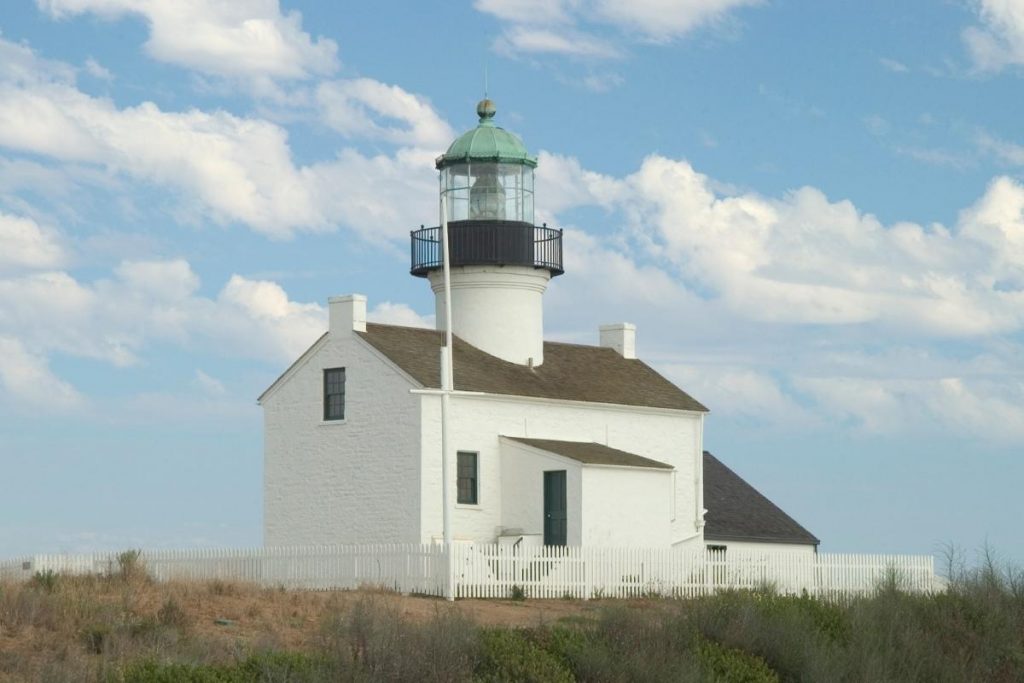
494, 26, 621, 59
37, 0, 338, 84
316, 79, 454, 149
477, 0, 761, 59
0, 212, 65, 272
368, 302, 433, 328
963, 0, 1024, 71
592, 0, 762, 42
0, 36, 445, 241
0, 336, 83, 411
0, 255, 326, 385
607, 155, 1024, 336
535, 148, 1024, 441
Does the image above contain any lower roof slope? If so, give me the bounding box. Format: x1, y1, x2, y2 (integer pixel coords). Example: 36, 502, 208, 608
504, 437, 673, 469
357, 323, 707, 412
703, 451, 819, 546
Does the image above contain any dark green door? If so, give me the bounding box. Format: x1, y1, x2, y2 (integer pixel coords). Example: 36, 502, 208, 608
543, 470, 567, 546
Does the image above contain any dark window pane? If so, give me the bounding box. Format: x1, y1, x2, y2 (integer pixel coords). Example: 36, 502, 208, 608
323, 368, 346, 421
457, 451, 477, 504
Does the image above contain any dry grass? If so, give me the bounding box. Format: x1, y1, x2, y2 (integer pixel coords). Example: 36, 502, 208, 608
0, 573, 601, 681
2, 554, 1022, 682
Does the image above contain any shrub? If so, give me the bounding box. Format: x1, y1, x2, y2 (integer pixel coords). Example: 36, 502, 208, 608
156, 597, 190, 631
475, 629, 574, 683
116, 549, 145, 582
697, 637, 779, 683
509, 584, 526, 601
319, 595, 477, 681
117, 651, 329, 683
32, 569, 60, 593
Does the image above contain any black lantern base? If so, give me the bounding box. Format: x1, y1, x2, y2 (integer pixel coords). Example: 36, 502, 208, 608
410, 220, 563, 277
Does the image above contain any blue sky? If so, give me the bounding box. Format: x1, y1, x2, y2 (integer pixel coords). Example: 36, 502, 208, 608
2, 0, 1023, 565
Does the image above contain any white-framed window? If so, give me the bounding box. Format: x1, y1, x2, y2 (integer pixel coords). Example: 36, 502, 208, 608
457, 451, 478, 505
323, 368, 345, 421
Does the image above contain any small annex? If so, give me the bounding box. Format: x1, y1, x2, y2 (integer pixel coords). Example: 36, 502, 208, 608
260, 97, 818, 554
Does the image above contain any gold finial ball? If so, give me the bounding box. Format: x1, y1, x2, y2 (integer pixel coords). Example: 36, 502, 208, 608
477, 98, 496, 121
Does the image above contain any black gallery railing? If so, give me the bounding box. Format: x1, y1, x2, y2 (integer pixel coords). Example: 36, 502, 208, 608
410, 220, 564, 277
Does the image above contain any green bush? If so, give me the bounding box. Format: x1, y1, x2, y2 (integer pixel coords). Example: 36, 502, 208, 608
697, 637, 779, 683
474, 629, 574, 683
115, 651, 328, 683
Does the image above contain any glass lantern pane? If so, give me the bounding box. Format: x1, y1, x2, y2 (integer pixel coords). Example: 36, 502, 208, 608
468, 161, 507, 220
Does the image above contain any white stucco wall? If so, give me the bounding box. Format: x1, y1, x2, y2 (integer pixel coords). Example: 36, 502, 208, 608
500, 440, 583, 545
428, 266, 550, 365
419, 391, 704, 546
262, 328, 421, 546
581, 466, 673, 546
704, 540, 817, 556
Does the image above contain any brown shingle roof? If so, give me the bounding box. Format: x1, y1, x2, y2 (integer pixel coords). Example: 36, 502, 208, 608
703, 451, 819, 546
504, 437, 674, 469
356, 323, 707, 412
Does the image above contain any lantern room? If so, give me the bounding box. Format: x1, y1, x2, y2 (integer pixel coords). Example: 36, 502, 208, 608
409, 97, 563, 366
438, 99, 535, 224
410, 99, 562, 278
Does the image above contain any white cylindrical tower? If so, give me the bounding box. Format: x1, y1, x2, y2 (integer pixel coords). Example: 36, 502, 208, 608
411, 99, 563, 366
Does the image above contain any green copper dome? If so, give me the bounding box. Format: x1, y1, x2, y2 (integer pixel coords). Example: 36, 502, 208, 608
435, 99, 537, 169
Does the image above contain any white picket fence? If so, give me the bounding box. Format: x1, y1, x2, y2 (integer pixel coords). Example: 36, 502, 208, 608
0, 544, 941, 599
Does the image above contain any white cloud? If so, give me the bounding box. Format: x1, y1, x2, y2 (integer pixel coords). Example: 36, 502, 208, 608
83, 57, 112, 81
368, 302, 433, 328
606, 154, 1024, 336
0, 335, 83, 411
478, 0, 761, 59
963, 0, 1024, 71
494, 26, 621, 59
0, 37, 445, 241
592, 0, 761, 42
662, 364, 812, 424
581, 72, 624, 92
535, 149, 1024, 442
977, 130, 1024, 165
0, 212, 65, 272
316, 79, 454, 149
0, 257, 327, 392
37, 0, 338, 84
474, 0, 578, 25
796, 374, 1024, 441
879, 56, 909, 73
194, 369, 226, 395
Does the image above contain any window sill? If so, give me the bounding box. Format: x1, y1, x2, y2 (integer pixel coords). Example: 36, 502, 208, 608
455, 503, 483, 510
319, 419, 347, 427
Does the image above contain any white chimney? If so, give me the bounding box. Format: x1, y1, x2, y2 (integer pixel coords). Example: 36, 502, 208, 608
599, 323, 636, 359
329, 294, 367, 335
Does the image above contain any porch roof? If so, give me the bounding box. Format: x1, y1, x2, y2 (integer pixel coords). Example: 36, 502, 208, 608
504, 437, 674, 470
703, 451, 820, 546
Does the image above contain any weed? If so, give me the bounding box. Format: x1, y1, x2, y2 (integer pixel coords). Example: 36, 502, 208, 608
116, 549, 145, 582
509, 584, 526, 601
32, 569, 59, 593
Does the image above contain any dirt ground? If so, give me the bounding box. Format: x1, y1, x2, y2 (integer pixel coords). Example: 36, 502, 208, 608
1, 576, 626, 677
181, 584, 608, 649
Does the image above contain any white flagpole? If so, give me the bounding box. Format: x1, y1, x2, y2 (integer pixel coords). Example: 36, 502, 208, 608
439, 194, 455, 601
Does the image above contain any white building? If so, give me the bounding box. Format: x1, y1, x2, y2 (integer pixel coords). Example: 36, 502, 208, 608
260, 99, 818, 555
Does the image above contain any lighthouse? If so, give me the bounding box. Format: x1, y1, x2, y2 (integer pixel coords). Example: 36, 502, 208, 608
410, 99, 563, 366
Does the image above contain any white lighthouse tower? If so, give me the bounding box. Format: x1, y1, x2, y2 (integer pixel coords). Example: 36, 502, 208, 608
410, 99, 563, 365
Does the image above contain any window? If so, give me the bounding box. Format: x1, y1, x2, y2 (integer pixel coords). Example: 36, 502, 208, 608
323, 368, 345, 421
457, 451, 478, 505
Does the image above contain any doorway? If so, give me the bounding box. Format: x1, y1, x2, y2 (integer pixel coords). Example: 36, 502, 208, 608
543, 470, 567, 546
